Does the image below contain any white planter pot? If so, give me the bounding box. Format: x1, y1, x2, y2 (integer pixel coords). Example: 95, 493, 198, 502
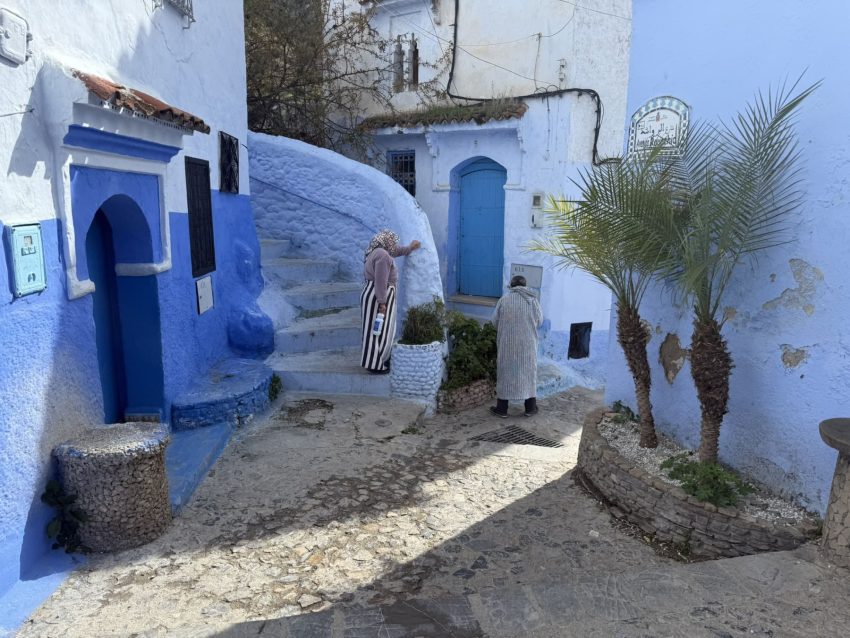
390, 341, 445, 403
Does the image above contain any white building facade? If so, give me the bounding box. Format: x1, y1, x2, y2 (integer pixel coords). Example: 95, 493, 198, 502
352, 0, 632, 382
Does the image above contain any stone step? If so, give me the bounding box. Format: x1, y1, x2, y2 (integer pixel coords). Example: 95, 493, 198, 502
259, 238, 292, 260
266, 348, 390, 396
274, 306, 362, 353
170, 359, 274, 431
262, 257, 338, 286
284, 281, 363, 312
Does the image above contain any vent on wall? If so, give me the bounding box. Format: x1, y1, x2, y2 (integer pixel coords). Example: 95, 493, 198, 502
568, 322, 592, 359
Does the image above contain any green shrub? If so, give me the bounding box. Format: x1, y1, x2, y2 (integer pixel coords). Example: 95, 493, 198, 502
660, 453, 754, 507
41, 480, 89, 553
399, 299, 446, 345
442, 312, 497, 391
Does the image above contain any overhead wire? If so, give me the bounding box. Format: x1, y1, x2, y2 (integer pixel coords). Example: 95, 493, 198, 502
557, 0, 631, 21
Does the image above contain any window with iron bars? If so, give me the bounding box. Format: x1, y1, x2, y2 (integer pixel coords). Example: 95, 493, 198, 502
387, 151, 416, 196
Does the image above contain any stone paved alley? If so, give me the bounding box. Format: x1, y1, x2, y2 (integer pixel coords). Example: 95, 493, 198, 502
19, 389, 850, 637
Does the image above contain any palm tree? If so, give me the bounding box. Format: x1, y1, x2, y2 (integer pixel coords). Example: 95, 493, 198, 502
657, 80, 818, 463
531, 150, 676, 448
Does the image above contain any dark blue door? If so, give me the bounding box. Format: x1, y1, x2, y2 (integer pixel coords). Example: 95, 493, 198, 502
86, 211, 127, 423
459, 159, 506, 297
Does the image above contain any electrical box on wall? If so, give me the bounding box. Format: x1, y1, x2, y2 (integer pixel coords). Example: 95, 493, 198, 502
0, 8, 32, 65
8, 223, 47, 297
530, 192, 544, 228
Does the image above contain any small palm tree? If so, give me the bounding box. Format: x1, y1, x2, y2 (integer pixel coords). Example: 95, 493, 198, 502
659, 79, 818, 463
531, 150, 676, 448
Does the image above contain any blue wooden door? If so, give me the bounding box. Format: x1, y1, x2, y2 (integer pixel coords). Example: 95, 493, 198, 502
459, 159, 506, 297
86, 211, 127, 423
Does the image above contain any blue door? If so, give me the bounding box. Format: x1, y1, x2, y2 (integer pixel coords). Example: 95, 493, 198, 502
459, 159, 506, 297
86, 211, 127, 423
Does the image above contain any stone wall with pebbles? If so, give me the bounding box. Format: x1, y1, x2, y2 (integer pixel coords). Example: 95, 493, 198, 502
577, 409, 820, 560
390, 341, 444, 404
822, 454, 850, 567
438, 379, 495, 413
53, 423, 172, 552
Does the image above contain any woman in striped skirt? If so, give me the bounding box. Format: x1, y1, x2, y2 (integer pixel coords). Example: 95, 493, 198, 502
361, 230, 421, 374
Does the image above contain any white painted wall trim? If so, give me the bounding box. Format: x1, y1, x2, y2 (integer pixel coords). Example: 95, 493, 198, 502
58, 148, 172, 299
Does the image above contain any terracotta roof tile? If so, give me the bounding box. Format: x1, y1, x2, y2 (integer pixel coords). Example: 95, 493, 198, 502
361, 100, 527, 130
73, 69, 210, 134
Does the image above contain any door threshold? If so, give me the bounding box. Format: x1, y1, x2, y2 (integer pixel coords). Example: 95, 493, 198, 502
449, 294, 498, 307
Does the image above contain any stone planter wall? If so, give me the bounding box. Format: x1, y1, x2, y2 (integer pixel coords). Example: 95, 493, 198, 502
54, 423, 171, 552
390, 341, 444, 404
438, 379, 496, 413
577, 408, 820, 560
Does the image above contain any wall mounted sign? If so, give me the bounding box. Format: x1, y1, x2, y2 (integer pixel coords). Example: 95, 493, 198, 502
510, 263, 543, 289
8, 223, 47, 297
628, 96, 691, 156
196, 275, 214, 314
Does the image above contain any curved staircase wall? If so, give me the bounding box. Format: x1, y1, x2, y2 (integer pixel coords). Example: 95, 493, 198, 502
248, 132, 444, 321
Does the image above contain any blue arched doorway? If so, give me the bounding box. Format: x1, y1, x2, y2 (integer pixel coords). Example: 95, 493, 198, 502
458, 158, 506, 297
83, 194, 165, 423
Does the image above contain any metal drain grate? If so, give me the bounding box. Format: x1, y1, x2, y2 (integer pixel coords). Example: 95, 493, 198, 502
471, 425, 563, 448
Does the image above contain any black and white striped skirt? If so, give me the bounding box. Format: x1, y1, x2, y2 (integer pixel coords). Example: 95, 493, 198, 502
360, 281, 397, 372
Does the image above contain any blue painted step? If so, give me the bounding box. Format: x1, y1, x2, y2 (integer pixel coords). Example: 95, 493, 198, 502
166, 423, 232, 513
267, 347, 391, 396
171, 358, 274, 431
263, 257, 338, 286
274, 307, 362, 353
284, 281, 362, 312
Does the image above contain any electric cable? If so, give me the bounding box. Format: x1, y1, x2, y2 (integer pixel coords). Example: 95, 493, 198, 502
446, 0, 617, 166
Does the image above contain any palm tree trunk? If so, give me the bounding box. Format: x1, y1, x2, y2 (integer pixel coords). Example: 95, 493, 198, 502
616, 303, 658, 448
690, 318, 733, 463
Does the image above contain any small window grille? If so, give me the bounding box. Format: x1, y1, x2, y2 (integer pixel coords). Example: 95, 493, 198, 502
185, 157, 216, 278
568, 322, 592, 359
219, 132, 239, 194
388, 151, 416, 196
392, 38, 405, 93
407, 37, 419, 90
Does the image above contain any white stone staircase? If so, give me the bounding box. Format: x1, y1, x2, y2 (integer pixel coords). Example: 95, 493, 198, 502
259, 238, 391, 396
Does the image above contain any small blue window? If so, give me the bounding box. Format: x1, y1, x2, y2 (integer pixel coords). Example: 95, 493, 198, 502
387, 151, 416, 196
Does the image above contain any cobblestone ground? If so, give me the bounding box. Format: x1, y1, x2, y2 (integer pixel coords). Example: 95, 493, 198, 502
19, 389, 850, 637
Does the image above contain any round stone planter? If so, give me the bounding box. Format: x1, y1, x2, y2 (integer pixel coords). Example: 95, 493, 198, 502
576, 408, 820, 560
437, 378, 496, 413
53, 422, 171, 552
390, 340, 445, 403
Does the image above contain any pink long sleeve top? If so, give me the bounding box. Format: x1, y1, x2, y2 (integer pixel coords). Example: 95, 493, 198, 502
363, 244, 414, 304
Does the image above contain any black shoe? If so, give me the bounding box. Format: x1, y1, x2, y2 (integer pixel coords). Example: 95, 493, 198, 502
524, 398, 539, 417
524, 407, 539, 417
369, 367, 390, 375
489, 406, 508, 418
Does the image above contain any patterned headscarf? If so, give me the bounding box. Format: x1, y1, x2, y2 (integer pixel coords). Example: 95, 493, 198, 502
364, 229, 400, 261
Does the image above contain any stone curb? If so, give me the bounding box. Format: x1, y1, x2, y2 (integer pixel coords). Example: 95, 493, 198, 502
576, 409, 820, 560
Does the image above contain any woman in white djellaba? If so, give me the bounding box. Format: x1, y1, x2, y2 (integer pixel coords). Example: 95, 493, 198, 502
490, 275, 543, 417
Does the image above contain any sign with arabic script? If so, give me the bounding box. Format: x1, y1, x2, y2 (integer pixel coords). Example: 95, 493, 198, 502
628, 96, 690, 156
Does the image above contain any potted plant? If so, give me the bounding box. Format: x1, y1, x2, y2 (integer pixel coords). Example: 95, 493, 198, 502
438, 312, 498, 413
390, 299, 447, 403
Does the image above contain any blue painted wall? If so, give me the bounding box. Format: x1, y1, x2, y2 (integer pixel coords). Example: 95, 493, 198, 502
0, 185, 269, 598
605, 0, 850, 512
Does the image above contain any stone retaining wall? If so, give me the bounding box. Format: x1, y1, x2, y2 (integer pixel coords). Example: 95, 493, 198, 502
577, 408, 820, 560
438, 379, 495, 413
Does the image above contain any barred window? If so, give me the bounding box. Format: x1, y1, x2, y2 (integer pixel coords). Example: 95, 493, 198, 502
185, 157, 216, 278
387, 151, 416, 196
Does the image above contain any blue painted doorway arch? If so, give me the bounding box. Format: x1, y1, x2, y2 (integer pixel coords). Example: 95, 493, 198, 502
458, 158, 506, 297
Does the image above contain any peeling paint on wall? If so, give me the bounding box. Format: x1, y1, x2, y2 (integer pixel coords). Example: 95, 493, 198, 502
780, 344, 809, 368
763, 259, 824, 316
659, 333, 690, 383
